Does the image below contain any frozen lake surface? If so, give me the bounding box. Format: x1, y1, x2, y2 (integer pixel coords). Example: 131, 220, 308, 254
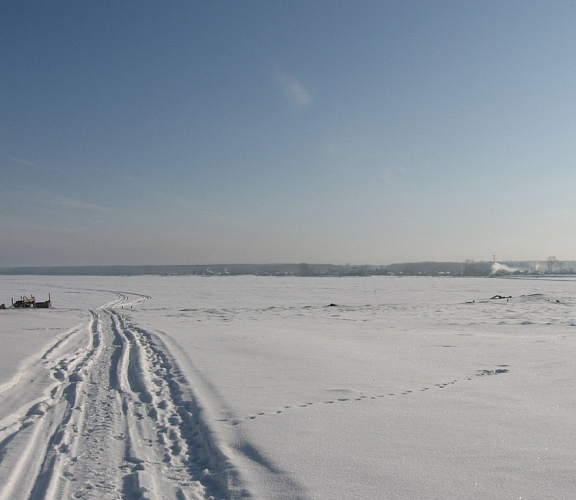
0, 275, 575, 499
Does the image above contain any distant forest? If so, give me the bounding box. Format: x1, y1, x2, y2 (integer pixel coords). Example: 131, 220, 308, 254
1, 260, 574, 277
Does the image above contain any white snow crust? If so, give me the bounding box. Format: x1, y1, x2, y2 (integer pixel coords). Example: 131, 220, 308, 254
1, 275, 575, 499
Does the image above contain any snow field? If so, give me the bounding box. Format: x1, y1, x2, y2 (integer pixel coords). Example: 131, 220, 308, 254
1, 275, 576, 499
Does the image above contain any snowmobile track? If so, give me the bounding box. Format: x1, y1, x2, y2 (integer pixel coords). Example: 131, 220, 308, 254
0, 291, 235, 500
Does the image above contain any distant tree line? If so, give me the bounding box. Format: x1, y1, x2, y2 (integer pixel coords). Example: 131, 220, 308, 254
1, 260, 575, 277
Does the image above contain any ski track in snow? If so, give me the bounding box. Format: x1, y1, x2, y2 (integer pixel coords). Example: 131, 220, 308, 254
0, 291, 235, 500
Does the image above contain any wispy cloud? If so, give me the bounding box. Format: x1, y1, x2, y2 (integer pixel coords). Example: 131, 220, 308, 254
11, 157, 45, 169
8, 156, 66, 173
276, 71, 312, 110
2, 188, 110, 212
53, 197, 109, 212
0, 217, 79, 236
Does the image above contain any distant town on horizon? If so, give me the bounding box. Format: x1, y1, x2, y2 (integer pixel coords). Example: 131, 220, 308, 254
0, 258, 573, 277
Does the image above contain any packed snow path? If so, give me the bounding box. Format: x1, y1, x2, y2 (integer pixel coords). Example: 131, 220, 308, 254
0, 291, 232, 500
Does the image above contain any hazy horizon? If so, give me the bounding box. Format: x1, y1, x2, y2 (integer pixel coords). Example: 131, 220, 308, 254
0, 258, 570, 276
3, 1, 576, 267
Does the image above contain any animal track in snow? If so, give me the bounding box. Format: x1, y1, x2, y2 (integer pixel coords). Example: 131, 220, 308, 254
220, 365, 510, 426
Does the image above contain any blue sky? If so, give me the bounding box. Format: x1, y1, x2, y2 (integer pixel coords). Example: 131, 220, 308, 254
2, 1, 576, 266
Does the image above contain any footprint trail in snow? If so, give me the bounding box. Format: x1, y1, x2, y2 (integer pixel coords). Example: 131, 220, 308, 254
220, 365, 510, 426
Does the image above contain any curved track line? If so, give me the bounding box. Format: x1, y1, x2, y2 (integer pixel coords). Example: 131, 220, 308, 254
0, 290, 238, 500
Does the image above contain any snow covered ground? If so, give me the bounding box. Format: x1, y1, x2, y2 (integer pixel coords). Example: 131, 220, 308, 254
1, 275, 575, 499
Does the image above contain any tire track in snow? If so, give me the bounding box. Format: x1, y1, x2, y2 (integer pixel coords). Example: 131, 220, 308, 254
0, 291, 238, 500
